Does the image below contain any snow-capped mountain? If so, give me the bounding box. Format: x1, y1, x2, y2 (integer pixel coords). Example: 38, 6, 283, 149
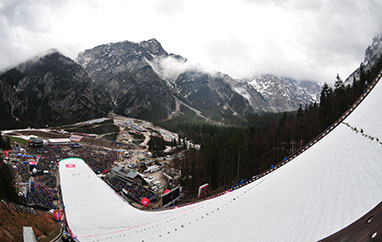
249, 74, 321, 112
138, 39, 320, 115
77, 38, 323, 122
0, 38, 323, 128
78, 39, 261, 122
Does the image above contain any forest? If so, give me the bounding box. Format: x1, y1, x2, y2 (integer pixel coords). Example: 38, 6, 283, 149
0, 131, 20, 202
169, 56, 382, 198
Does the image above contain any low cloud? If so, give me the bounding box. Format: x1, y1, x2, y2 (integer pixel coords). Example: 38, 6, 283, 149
148, 55, 216, 82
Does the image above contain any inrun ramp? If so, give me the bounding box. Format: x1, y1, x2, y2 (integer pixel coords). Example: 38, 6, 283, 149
59, 72, 382, 242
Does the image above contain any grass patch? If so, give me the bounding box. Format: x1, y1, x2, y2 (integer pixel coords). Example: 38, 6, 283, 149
103, 133, 118, 141
68, 123, 119, 135
10, 136, 29, 145
85, 124, 119, 134
129, 131, 145, 141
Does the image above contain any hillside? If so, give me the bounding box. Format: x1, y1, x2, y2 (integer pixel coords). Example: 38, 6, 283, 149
0, 51, 111, 129
0, 201, 60, 242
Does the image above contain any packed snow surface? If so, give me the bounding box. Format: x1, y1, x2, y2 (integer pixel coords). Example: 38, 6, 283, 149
60, 72, 382, 242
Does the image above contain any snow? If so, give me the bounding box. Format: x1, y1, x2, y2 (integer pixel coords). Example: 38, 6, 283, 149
72, 117, 110, 126
249, 75, 321, 107
2, 128, 51, 134
232, 85, 252, 103
59, 72, 382, 242
249, 78, 268, 94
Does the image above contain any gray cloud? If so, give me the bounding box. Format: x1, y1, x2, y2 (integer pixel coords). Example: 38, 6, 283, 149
0, 0, 70, 69
197, 0, 382, 82
0, 0, 381, 84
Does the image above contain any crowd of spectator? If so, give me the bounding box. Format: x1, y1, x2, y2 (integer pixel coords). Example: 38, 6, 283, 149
13, 162, 31, 184
69, 146, 118, 174
106, 175, 157, 203
106, 176, 126, 192
4, 142, 122, 212
125, 183, 157, 203
34, 174, 56, 189
26, 182, 58, 209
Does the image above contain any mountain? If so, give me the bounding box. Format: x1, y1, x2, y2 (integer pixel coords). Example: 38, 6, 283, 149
0, 51, 111, 129
0, 38, 324, 128
139, 39, 320, 115
77, 39, 260, 123
345, 35, 382, 84
78, 38, 323, 123
77, 39, 176, 122
173, 71, 255, 121
248, 74, 321, 112
2, 36, 379, 129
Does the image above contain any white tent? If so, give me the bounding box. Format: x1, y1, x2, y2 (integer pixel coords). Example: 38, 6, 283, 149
48, 138, 71, 146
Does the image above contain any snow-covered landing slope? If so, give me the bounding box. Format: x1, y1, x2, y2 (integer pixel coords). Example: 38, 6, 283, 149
59, 72, 382, 242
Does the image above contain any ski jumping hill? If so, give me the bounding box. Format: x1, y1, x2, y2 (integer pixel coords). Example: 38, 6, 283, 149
59, 71, 382, 242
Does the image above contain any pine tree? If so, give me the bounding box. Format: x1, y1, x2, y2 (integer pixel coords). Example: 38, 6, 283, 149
0, 130, 10, 150
0, 160, 20, 202
319, 83, 333, 131
334, 74, 344, 91
297, 104, 303, 119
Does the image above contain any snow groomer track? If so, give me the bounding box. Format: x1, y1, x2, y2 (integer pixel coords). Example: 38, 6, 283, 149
59, 71, 382, 242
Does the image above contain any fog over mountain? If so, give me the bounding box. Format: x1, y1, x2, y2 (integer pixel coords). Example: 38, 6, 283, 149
0, 0, 381, 83
77, 38, 323, 121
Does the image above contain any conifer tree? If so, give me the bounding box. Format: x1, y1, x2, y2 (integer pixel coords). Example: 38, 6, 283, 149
319, 82, 333, 131
0, 159, 20, 202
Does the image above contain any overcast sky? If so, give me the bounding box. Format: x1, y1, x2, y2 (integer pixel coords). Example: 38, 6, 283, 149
0, 0, 381, 83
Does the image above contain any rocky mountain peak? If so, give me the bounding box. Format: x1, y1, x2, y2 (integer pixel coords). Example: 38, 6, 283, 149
249, 74, 321, 112
19, 50, 80, 74
364, 35, 382, 67
139, 38, 168, 57
345, 35, 382, 84
76, 39, 176, 122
